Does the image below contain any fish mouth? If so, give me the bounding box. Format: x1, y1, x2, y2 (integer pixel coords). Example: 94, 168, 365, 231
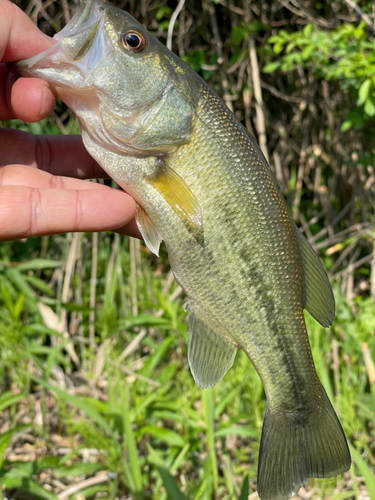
8, 0, 107, 89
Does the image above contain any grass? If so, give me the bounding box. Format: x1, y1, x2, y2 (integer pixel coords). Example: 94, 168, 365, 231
0, 227, 373, 500
2, 0, 375, 496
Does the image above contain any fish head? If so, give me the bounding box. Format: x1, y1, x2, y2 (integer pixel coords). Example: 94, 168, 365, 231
13, 0, 196, 155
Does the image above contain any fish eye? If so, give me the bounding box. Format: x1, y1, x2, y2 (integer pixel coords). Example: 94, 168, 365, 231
121, 30, 146, 53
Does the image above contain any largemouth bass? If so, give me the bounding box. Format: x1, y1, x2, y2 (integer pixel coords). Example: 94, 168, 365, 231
12, 1, 351, 498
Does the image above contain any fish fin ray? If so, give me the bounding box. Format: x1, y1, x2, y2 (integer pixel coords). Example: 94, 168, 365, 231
187, 306, 237, 389
145, 159, 203, 244
257, 384, 351, 500
135, 204, 162, 256
296, 229, 335, 327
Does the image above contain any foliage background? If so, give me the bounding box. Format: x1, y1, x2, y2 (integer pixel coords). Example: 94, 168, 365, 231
0, 0, 374, 499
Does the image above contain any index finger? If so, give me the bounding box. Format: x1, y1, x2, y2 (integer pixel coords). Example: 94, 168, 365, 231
0, 1, 53, 62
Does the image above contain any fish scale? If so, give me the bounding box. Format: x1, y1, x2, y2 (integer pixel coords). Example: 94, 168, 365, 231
11, 1, 351, 498
166, 86, 318, 405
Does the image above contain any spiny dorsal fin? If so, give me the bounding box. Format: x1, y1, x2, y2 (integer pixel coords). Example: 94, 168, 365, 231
187, 304, 237, 389
135, 204, 162, 257
145, 159, 203, 244
296, 228, 335, 327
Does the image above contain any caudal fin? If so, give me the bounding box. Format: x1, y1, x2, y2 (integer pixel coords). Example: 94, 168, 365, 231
257, 385, 351, 500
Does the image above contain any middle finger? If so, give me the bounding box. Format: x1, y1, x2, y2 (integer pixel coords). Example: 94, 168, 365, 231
0, 127, 108, 179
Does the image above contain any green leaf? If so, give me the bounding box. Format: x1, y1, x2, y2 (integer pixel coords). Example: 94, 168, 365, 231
79, 397, 111, 415
273, 43, 284, 55
34, 457, 61, 471
301, 44, 314, 60
0, 392, 24, 412
3, 477, 58, 500
238, 474, 249, 500
364, 97, 375, 116
215, 426, 261, 439
119, 375, 143, 492
214, 386, 241, 418
303, 24, 314, 37
53, 462, 104, 477
1, 461, 33, 478
286, 41, 295, 53
24, 275, 54, 296
60, 302, 94, 312
14, 259, 62, 271
125, 315, 173, 330
71, 483, 110, 500
0, 425, 29, 468
132, 383, 170, 419
139, 337, 173, 379
268, 35, 283, 44
231, 27, 245, 46
5, 268, 34, 299
341, 120, 352, 132
202, 389, 218, 495
262, 62, 280, 73
147, 445, 187, 500
358, 79, 371, 106
141, 426, 185, 448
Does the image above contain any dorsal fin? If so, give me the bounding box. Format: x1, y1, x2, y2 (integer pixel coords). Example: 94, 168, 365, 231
187, 304, 237, 389
296, 229, 335, 327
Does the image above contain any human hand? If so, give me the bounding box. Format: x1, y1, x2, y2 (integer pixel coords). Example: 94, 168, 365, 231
0, 0, 139, 241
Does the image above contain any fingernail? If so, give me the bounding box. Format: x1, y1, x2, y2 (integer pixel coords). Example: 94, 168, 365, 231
39, 85, 56, 118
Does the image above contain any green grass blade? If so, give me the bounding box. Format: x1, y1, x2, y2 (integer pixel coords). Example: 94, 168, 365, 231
3, 477, 58, 500
214, 386, 241, 418
0, 425, 30, 466
349, 444, 375, 500
24, 275, 54, 295
31, 376, 114, 438
53, 462, 104, 477
238, 474, 249, 500
147, 444, 187, 500
118, 373, 143, 493
13, 259, 63, 271
0, 393, 24, 412
171, 444, 190, 473
0, 425, 29, 468
139, 337, 173, 379
215, 425, 261, 439
141, 426, 185, 448
202, 389, 218, 495
5, 268, 35, 299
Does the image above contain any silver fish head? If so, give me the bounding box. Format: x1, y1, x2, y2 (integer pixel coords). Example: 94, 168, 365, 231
13, 0, 196, 155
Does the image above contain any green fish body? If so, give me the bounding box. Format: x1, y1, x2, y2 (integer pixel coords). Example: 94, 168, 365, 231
13, 1, 351, 498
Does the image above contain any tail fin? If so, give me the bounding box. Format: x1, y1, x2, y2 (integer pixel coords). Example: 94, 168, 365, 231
257, 385, 351, 500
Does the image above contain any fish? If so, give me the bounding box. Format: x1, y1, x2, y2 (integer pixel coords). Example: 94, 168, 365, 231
11, 1, 351, 498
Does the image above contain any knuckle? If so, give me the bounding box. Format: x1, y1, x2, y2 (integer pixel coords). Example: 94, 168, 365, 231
75, 190, 83, 229
28, 187, 43, 236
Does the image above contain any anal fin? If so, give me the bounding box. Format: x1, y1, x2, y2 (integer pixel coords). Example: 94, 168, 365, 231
187, 305, 237, 389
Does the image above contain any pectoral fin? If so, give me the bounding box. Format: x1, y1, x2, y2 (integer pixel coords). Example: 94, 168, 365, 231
187, 305, 237, 389
145, 159, 203, 244
135, 204, 162, 257
296, 229, 335, 327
